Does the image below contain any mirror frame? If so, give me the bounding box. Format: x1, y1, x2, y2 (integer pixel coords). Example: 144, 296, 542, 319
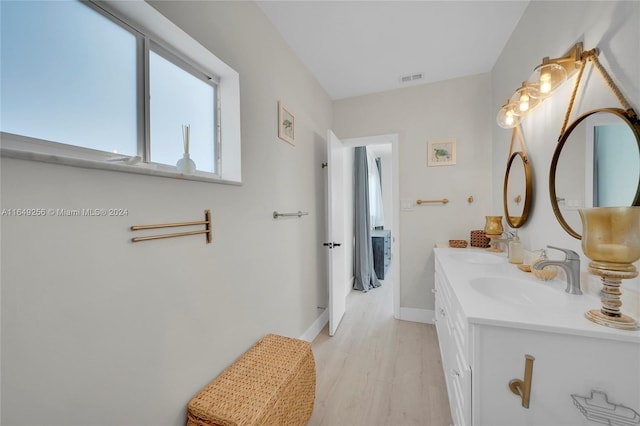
549, 107, 640, 239
503, 151, 533, 228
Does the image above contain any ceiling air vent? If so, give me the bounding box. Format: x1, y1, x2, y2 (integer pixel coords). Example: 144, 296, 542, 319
400, 72, 424, 84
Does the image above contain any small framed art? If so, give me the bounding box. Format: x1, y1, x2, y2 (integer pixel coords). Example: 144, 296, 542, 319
427, 138, 456, 166
278, 101, 295, 145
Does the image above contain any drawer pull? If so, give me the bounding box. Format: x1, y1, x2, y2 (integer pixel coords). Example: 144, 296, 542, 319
451, 369, 461, 378
509, 354, 535, 409
440, 308, 446, 316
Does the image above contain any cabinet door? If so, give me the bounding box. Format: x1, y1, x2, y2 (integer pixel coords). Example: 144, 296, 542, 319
434, 271, 452, 374
473, 325, 640, 425
435, 265, 472, 426
450, 350, 472, 426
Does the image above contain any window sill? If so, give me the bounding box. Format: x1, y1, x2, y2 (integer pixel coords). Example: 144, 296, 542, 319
0, 133, 241, 186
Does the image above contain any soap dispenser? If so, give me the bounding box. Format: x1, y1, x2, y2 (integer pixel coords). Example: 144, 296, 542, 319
508, 231, 523, 264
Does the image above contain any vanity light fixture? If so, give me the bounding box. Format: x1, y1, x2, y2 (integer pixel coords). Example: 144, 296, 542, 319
496, 42, 584, 128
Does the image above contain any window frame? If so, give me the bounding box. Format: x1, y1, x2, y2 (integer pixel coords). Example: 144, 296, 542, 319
0, 0, 241, 184
146, 40, 221, 174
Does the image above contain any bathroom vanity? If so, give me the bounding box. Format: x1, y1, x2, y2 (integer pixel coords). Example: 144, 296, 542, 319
433, 248, 640, 426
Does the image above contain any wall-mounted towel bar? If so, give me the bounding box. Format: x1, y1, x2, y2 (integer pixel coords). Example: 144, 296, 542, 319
273, 211, 309, 219
416, 198, 449, 205
131, 209, 212, 243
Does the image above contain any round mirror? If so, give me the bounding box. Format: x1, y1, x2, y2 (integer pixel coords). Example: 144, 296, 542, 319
550, 108, 640, 239
504, 151, 533, 228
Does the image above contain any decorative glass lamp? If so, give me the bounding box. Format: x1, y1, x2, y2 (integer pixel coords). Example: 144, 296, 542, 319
579, 207, 640, 330
528, 62, 568, 99
527, 43, 583, 99
496, 101, 521, 129
510, 82, 540, 114
484, 216, 504, 252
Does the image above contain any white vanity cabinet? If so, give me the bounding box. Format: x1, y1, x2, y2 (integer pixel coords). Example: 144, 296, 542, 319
434, 265, 471, 426
472, 325, 639, 425
434, 248, 640, 426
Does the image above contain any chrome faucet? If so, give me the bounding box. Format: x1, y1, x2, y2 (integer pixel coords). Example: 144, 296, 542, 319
533, 246, 582, 295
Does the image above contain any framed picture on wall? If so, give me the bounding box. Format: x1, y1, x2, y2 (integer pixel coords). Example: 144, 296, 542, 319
427, 138, 456, 166
278, 101, 295, 145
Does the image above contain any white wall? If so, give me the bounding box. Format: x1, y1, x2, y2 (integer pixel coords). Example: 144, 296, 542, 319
0, 2, 332, 425
333, 73, 494, 312
491, 1, 640, 300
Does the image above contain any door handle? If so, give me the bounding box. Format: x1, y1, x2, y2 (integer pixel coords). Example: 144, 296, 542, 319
323, 242, 342, 249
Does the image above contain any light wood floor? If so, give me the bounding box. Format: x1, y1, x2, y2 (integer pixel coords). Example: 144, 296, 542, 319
309, 276, 453, 426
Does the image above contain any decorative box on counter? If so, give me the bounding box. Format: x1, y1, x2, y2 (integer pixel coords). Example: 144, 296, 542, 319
449, 240, 468, 248
470, 230, 490, 248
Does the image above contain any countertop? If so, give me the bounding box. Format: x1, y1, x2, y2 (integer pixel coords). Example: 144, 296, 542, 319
434, 247, 640, 344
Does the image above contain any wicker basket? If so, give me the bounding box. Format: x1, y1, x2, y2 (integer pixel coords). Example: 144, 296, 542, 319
470, 230, 490, 248
187, 334, 316, 426
448, 240, 468, 248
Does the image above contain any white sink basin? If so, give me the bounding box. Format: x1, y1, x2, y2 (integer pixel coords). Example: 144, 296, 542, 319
449, 252, 504, 265
469, 276, 565, 307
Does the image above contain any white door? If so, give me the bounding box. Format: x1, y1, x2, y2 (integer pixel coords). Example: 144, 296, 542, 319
326, 130, 346, 336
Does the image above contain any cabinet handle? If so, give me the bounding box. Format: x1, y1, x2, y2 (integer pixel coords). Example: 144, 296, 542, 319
440, 308, 446, 316
509, 354, 535, 409
432, 288, 438, 294
451, 369, 461, 378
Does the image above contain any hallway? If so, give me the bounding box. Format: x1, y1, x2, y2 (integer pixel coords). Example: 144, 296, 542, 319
309, 277, 453, 426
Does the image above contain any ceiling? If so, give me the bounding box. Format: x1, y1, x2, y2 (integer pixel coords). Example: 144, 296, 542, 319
257, 1, 530, 100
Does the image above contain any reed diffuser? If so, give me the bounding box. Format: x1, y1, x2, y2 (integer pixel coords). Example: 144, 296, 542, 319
176, 124, 196, 174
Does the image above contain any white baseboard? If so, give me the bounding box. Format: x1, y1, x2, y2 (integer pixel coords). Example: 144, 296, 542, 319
299, 309, 329, 342
398, 307, 435, 324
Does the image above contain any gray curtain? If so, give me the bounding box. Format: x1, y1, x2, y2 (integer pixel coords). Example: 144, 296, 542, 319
353, 147, 381, 292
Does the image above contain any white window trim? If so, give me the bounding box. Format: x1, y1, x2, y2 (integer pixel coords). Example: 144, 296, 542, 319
0, 0, 242, 184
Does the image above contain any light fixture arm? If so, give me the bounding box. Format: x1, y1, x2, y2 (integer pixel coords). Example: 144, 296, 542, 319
542, 42, 584, 76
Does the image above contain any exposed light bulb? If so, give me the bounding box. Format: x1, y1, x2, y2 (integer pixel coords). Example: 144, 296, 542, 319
519, 93, 530, 112
539, 72, 552, 94
505, 110, 514, 126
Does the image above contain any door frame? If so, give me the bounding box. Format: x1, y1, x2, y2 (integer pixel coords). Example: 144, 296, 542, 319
342, 134, 400, 319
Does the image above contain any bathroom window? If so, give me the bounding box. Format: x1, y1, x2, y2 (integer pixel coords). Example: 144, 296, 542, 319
1, 0, 240, 183
149, 45, 218, 173
1, 1, 139, 156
